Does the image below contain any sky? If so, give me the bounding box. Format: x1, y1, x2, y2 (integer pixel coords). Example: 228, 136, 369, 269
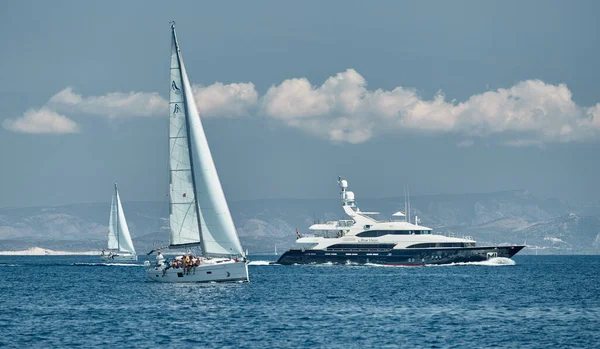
0, 0, 599, 208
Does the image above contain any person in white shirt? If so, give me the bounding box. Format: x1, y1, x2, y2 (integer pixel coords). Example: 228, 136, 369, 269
156, 251, 166, 267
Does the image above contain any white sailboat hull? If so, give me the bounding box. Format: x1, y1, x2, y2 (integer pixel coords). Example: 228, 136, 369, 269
146, 259, 248, 283
101, 253, 138, 262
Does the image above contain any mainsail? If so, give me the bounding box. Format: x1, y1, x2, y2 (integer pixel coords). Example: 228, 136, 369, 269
168, 24, 244, 258
108, 184, 136, 254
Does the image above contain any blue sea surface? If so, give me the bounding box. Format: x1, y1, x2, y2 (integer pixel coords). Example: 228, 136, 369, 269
0, 255, 599, 348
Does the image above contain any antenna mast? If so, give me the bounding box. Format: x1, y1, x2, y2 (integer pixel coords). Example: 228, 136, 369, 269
403, 185, 408, 223
407, 185, 411, 224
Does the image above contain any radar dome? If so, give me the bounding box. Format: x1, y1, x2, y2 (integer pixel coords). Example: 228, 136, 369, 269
345, 191, 355, 201
340, 180, 348, 188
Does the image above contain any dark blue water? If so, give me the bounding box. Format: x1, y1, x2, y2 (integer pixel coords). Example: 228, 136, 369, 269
1, 255, 599, 348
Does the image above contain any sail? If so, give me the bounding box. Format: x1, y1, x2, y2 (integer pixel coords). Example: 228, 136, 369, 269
107, 188, 119, 250
168, 27, 203, 248
115, 186, 136, 254
169, 25, 244, 257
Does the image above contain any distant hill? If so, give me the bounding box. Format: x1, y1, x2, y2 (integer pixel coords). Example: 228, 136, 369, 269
1, 190, 599, 255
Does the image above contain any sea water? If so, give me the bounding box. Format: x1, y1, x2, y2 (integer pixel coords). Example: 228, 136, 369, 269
0, 255, 599, 348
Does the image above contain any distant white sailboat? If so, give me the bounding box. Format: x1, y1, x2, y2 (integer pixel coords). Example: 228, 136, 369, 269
101, 183, 137, 262
146, 23, 248, 283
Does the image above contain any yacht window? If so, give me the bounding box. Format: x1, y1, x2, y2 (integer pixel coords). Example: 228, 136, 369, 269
326, 243, 396, 251
406, 243, 469, 248
356, 230, 411, 237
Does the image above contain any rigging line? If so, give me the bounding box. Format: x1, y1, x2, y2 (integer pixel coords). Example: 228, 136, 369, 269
168, 120, 185, 130
176, 200, 197, 242
169, 122, 187, 159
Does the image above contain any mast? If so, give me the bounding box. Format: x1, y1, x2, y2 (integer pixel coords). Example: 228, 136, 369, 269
115, 183, 120, 250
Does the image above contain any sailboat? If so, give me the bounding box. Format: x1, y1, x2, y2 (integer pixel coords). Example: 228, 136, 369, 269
145, 23, 248, 283
100, 183, 137, 262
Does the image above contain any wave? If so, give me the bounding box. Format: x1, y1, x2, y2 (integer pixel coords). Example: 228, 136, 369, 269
364, 263, 413, 268
427, 257, 516, 267
310, 261, 336, 266
247, 260, 277, 266
0, 263, 21, 267
72, 263, 144, 267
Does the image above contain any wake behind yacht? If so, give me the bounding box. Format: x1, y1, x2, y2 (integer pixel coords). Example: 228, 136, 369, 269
277, 177, 525, 266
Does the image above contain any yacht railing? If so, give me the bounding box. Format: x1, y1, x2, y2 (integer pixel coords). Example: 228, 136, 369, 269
326, 247, 393, 252
312, 219, 354, 228
437, 232, 475, 241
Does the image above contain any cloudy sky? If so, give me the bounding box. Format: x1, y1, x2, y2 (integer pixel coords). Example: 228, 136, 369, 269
1, 0, 599, 207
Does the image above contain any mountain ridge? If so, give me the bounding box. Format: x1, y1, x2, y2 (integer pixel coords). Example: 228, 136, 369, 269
1, 190, 599, 255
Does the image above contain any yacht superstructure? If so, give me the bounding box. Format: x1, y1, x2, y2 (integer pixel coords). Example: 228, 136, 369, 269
277, 177, 525, 265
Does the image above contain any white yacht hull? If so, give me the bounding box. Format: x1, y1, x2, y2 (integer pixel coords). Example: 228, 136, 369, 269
146, 259, 249, 283
101, 253, 138, 262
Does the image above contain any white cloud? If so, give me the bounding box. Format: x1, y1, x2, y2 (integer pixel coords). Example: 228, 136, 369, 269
8, 70, 600, 146
192, 82, 258, 118
48, 87, 167, 118
47, 83, 258, 119
587, 103, 600, 128
3, 108, 79, 134
4, 83, 259, 134
261, 69, 600, 145
262, 77, 331, 119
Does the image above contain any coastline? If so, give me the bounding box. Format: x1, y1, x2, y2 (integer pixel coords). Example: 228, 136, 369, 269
0, 247, 100, 256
